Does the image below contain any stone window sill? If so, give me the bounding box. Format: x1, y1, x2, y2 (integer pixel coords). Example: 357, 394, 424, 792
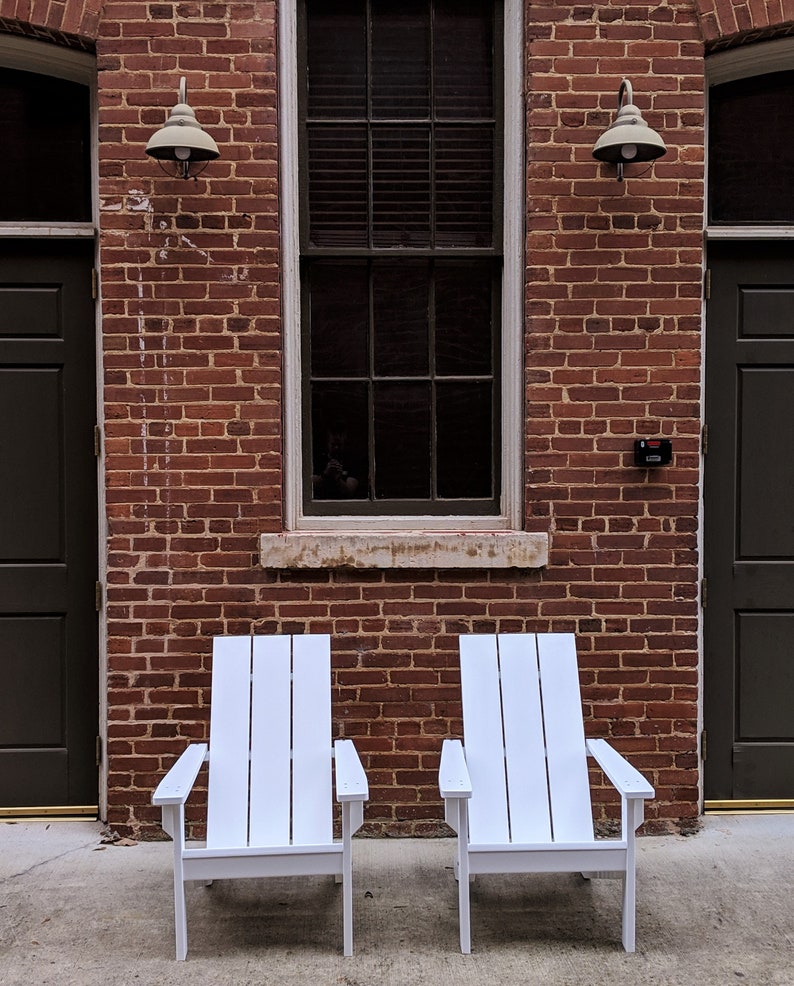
259, 531, 548, 570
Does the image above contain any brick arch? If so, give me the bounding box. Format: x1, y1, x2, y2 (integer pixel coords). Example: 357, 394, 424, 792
695, 0, 794, 49
0, 0, 102, 47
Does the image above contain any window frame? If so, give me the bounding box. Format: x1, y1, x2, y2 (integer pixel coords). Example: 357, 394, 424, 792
279, 0, 524, 533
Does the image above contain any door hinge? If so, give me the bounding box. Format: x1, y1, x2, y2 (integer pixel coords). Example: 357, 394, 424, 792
91, 268, 98, 300
95, 735, 103, 766
701, 423, 708, 456
700, 577, 708, 609
701, 728, 708, 762
95, 581, 103, 612
704, 268, 711, 301
94, 424, 102, 457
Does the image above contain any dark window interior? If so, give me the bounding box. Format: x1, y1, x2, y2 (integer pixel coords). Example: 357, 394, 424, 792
709, 70, 794, 224
301, 0, 501, 515
0, 67, 91, 223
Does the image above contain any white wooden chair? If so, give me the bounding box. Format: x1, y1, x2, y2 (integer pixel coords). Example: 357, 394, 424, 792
439, 632, 654, 954
152, 634, 368, 960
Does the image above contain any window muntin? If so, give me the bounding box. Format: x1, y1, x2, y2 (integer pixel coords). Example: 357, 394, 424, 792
300, 0, 502, 516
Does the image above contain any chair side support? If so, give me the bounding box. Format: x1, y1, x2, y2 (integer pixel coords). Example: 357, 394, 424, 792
586, 738, 655, 951
152, 743, 208, 961
439, 739, 473, 953
334, 739, 369, 956
152, 743, 208, 808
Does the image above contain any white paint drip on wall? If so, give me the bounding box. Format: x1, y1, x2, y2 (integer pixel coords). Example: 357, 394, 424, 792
128, 190, 152, 212
179, 234, 209, 259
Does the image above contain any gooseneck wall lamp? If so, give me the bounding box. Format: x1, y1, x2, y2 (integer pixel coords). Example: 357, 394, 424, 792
145, 77, 220, 179
592, 79, 666, 182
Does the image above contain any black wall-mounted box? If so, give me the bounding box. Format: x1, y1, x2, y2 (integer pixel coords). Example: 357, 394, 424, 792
634, 438, 672, 467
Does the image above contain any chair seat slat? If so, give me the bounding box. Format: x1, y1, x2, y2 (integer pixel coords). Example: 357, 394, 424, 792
292, 634, 333, 846
249, 635, 292, 847
207, 637, 252, 850
460, 634, 509, 845
498, 633, 552, 843
537, 633, 594, 844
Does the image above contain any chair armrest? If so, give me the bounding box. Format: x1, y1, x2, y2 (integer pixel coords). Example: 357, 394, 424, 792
439, 739, 472, 799
334, 739, 369, 803
152, 743, 208, 806
586, 738, 654, 800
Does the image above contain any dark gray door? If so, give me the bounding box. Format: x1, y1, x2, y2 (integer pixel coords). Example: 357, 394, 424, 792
0, 240, 98, 809
704, 240, 794, 800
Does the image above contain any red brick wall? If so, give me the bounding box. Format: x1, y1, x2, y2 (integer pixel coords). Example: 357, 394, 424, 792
6, 0, 790, 836
92, 0, 708, 838
521, 3, 706, 833
95, 0, 285, 833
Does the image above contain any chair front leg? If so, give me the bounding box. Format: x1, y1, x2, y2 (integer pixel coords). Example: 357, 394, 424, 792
620, 796, 644, 953
449, 798, 472, 954
341, 800, 356, 957
162, 804, 189, 961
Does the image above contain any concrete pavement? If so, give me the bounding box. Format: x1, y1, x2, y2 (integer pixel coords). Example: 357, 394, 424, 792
1, 814, 793, 985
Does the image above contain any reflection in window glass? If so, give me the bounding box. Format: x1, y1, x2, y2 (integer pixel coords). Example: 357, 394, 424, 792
311, 382, 370, 500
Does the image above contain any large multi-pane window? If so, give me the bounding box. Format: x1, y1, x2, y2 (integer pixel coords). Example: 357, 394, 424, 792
299, 0, 503, 516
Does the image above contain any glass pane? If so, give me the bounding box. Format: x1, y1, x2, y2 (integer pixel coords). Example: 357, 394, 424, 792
0, 67, 90, 222
435, 125, 494, 246
307, 124, 369, 246
437, 382, 492, 498
435, 262, 493, 375
434, 0, 494, 119
374, 382, 431, 498
372, 127, 432, 247
709, 71, 794, 224
310, 262, 369, 377
371, 0, 430, 119
311, 382, 369, 500
306, 0, 367, 118
373, 261, 429, 376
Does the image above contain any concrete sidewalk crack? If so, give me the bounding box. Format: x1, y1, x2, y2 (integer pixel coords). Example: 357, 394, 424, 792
0, 840, 99, 884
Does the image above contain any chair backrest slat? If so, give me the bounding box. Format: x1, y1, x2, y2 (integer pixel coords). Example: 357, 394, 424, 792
291, 634, 333, 846
498, 634, 553, 843
249, 635, 292, 846
460, 634, 510, 845
537, 633, 594, 843
207, 636, 253, 849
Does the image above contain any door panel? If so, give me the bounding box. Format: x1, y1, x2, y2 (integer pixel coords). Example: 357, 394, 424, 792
704, 241, 794, 800
0, 240, 98, 809
738, 368, 794, 557
0, 367, 63, 558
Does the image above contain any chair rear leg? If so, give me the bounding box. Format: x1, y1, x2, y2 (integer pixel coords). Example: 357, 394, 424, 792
621, 866, 636, 952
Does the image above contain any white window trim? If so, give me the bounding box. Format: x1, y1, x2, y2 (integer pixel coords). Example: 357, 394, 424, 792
279, 0, 525, 532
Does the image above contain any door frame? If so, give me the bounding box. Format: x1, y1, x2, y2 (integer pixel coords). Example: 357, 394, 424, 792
702, 39, 794, 811
0, 34, 106, 819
